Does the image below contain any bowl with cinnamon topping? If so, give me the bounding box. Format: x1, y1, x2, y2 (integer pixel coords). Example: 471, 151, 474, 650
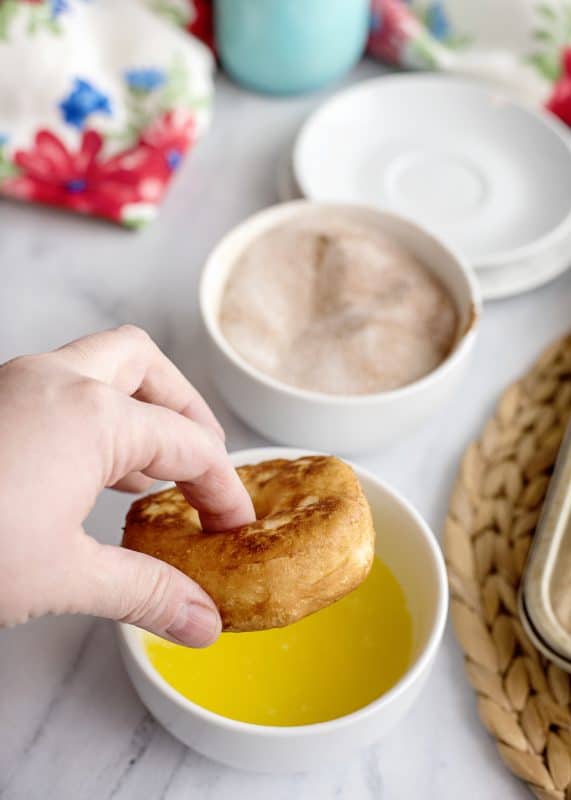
199, 201, 480, 453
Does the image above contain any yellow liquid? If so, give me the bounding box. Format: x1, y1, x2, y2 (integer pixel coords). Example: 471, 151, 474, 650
145, 557, 413, 726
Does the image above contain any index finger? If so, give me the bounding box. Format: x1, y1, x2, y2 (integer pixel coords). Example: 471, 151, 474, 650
115, 394, 255, 532
52, 325, 224, 440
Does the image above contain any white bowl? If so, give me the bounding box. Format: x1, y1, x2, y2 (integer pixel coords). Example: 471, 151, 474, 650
199, 201, 480, 454
293, 75, 571, 272
118, 447, 448, 774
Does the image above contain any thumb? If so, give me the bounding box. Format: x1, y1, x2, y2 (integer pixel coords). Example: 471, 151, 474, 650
76, 537, 222, 647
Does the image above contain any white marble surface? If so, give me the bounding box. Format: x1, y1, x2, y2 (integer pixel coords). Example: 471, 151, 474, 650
1, 60, 570, 800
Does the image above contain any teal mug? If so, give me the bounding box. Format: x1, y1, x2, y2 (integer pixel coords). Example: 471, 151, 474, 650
215, 0, 370, 95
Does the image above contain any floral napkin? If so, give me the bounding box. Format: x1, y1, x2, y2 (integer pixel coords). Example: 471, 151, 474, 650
151, 0, 214, 52
368, 0, 571, 123
0, 0, 213, 227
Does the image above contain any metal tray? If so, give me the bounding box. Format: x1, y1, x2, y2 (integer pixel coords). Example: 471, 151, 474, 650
520, 421, 571, 671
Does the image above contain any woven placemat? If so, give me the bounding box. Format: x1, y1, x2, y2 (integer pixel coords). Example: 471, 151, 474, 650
444, 333, 571, 799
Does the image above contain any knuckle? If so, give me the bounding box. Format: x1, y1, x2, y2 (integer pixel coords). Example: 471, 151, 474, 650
200, 423, 227, 456
203, 464, 230, 496
117, 324, 152, 346
65, 340, 95, 365
0, 353, 43, 373
70, 377, 113, 420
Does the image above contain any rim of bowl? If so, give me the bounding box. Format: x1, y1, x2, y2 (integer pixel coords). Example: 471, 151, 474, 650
199, 200, 481, 406
117, 446, 449, 738
293, 74, 571, 269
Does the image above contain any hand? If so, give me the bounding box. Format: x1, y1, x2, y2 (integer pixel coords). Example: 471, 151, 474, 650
0, 325, 255, 647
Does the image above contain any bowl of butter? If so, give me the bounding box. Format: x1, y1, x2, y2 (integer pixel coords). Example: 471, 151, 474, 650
117, 447, 448, 773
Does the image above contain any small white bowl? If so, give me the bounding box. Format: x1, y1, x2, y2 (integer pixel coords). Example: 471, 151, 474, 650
118, 447, 448, 774
199, 201, 480, 454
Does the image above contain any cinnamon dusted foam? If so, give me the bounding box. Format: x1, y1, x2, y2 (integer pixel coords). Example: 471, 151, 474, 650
219, 213, 458, 396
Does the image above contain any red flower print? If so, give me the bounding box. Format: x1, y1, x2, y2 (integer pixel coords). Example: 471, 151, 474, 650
368, 0, 423, 65
2, 129, 166, 222
139, 109, 196, 178
187, 0, 215, 53
546, 47, 571, 128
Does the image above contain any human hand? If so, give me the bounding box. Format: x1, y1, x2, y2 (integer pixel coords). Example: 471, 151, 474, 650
0, 326, 255, 647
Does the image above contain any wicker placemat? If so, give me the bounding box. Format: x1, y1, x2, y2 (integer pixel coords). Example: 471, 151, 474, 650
444, 334, 571, 799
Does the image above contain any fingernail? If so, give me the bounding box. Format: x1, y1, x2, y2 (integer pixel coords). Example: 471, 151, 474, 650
167, 602, 221, 648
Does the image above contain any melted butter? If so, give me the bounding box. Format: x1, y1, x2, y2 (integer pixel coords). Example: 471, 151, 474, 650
145, 557, 412, 726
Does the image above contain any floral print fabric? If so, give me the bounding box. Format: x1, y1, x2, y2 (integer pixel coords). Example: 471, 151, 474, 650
0, 0, 213, 227
368, 0, 571, 123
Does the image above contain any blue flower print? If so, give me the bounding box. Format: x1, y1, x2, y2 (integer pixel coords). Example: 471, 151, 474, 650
166, 149, 182, 171
59, 79, 112, 130
369, 9, 382, 33
0, 133, 8, 148
425, 2, 451, 41
50, 0, 69, 18
125, 68, 166, 93
66, 178, 88, 194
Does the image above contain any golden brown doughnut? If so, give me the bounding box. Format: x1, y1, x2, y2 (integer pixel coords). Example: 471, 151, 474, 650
122, 456, 375, 632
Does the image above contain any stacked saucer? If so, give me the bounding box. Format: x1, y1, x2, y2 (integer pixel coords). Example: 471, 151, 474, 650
279, 76, 571, 301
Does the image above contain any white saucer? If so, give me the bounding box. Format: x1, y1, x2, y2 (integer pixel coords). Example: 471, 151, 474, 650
293, 75, 571, 271
477, 234, 571, 300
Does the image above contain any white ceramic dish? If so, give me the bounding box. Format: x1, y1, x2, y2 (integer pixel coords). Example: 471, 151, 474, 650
476, 227, 571, 300
294, 75, 571, 271
199, 200, 480, 454
117, 447, 448, 774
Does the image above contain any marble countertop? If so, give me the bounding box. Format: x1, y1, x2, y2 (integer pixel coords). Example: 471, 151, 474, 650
1, 60, 570, 800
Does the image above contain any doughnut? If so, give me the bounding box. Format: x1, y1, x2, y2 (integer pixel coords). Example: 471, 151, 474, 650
122, 456, 376, 632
